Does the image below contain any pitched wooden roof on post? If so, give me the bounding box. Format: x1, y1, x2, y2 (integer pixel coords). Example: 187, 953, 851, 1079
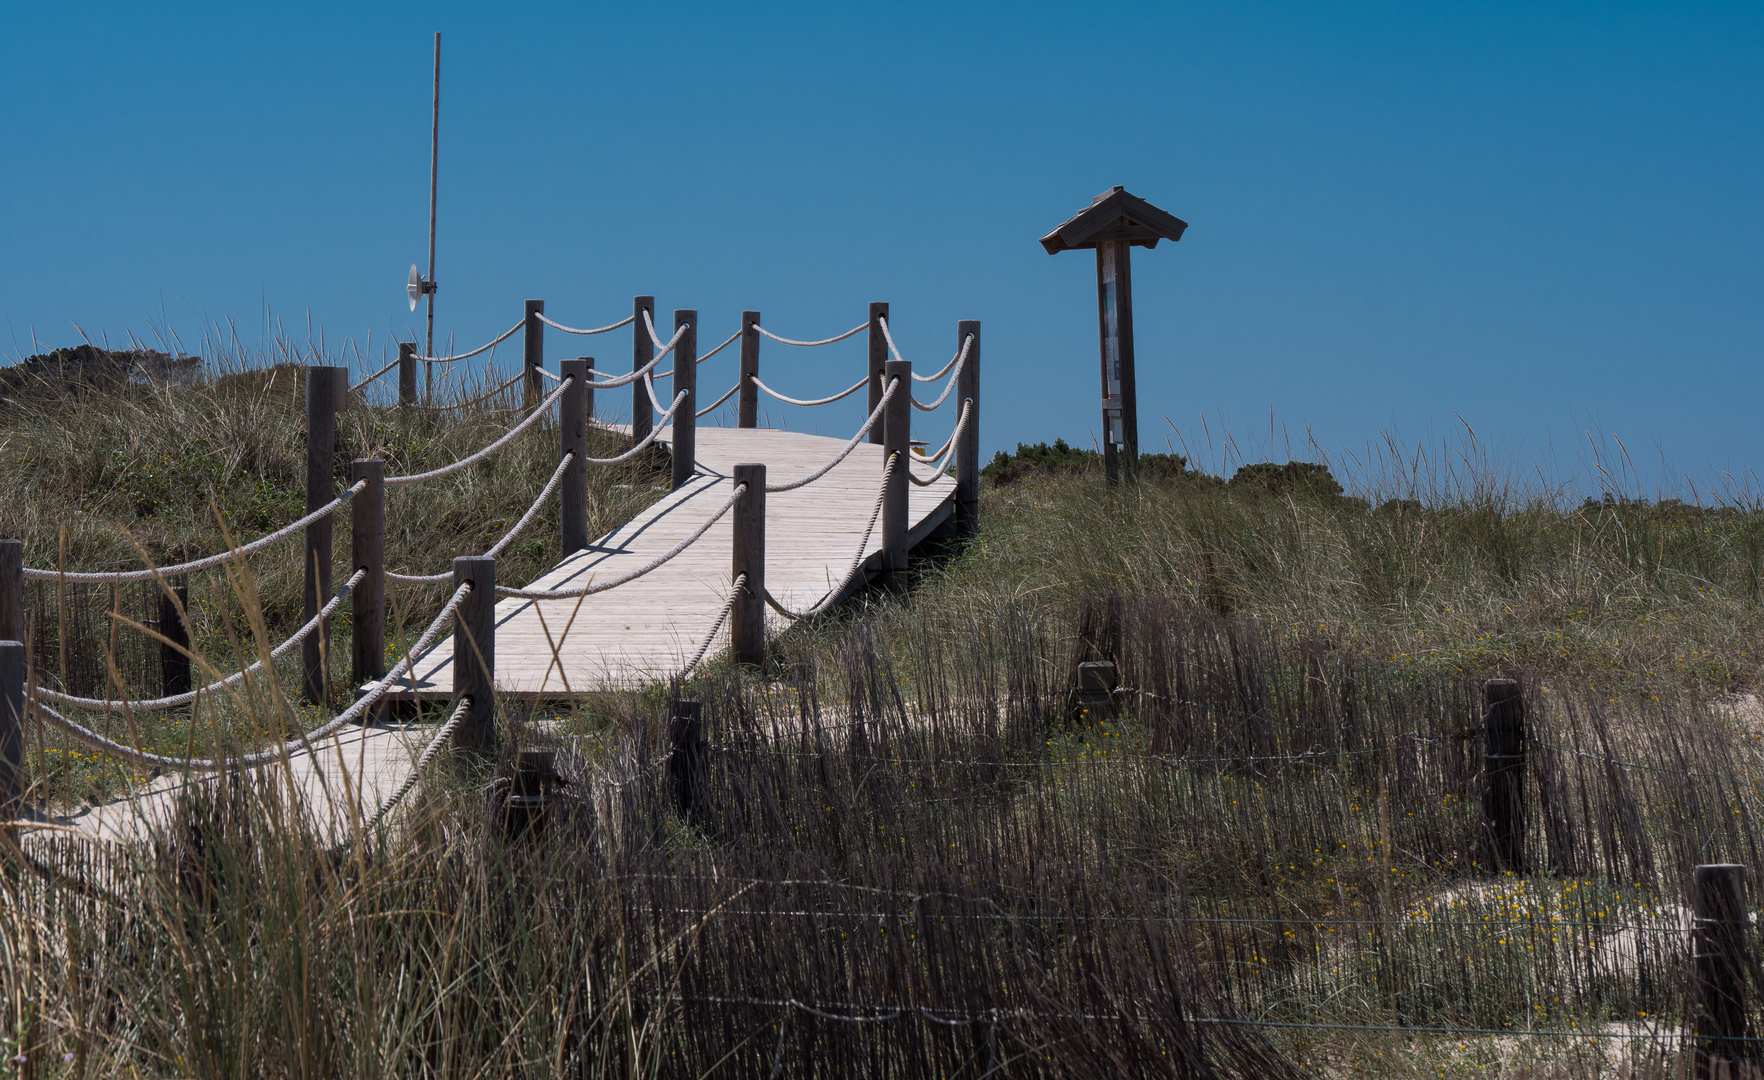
1039, 186, 1188, 254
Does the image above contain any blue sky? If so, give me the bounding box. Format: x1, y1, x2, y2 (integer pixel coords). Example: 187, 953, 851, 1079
4, 2, 1760, 497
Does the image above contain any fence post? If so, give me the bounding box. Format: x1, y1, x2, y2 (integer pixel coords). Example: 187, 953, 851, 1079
351, 458, 385, 714
159, 578, 191, 697
882, 358, 911, 591
672, 310, 697, 491
0, 640, 20, 817
739, 310, 760, 429
398, 342, 417, 406
560, 359, 590, 554
867, 302, 890, 445
0, 539, 21, 643
667, 698, 706, 818
452, 555, 496, 750
731, 463, 766, 667
633, 296, 655, 447
1691, 863, 1752, 1065
524, 299, 545, 409
1482, 678, 1526, 872
304, 366, 347, 706
954, 320, 981, 539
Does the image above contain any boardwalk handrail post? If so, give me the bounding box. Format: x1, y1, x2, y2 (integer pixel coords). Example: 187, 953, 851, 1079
632, 296, 655, 446
867, 302, 889, 445
882, 358, 911, 592
0, 640, 21, 817
955, 320, 981, 539
398, 342, 417, 406
672, 310, 697, 491
453, 555, 496, 750
667, 698, 706, 818
0, 538, 21, 643
1482, 678, 1526, 873
732, 464, 766, 667
304, 366, 347, 706
351, 458, 386, 717
1691, 863, 1752, 1064
560, 359, 590, 554
523, 299, 545, 409
739, 310, 760, 429
160, 578, 191, 697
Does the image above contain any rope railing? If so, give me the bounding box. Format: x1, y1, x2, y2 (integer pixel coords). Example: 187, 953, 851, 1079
406, 371, 524, 411
696, 328, 742, 365
23, 480, 369, 582
350, 357, 400, 392
909, 332, 971, 383
35, 569, 368, 713
586, 324, 683, 387
415, 320, 523, 364
384, 378, 571, 487
907, 400, 970, 487
752, 322, 867, 348
495, 483, 747, 600
364, 694, 471, 832
534, 312, 635, 336
750, 375, 867, 408
681, 572, 745, 676
765, 378, 898, 493
642, 370, 672, 415
642, 308, 692, 353
766, 452, 895, 621
387, 452, 576, 586
696, 381, 741, 418
32, 580, 472, 772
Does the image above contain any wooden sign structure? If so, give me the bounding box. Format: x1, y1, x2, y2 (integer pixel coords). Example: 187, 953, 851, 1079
1041, 186, 1187, 481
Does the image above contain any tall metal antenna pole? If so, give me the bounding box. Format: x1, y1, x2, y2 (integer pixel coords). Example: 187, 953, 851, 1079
425, 31, 440, 402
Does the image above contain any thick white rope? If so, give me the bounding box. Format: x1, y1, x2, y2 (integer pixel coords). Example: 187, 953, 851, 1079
697, 328, 743, 364
907, 334, 968, 412
680, 573, 744, 676
384, 378, 571, 487
535, 312, 635, 336
495, 483, 746, 600
908, 399, 970, 487
35, 569, 368, 712
750, 375, 867, 408
752, 323, 867, 348
584, 392, 686, 464
643, 370, 671, 414
387, 570, 452, 586
32, 581, 471, 771
536, 367, 562, 382
642, 308, 693, 354
416, 320, 523, 364
363, 694, 470, 832
696, 381, 741, 418
766, 453, 895, 621
906, 330, 972, 384
764, 378, 897, 493
585, 340, 674, 387
24, 480, 369, 582
407, 371, 524, 410
387, 451, 573, 585
351, 357, 401, 391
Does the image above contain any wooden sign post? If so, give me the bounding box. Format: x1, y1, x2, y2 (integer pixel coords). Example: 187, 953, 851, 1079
1041, 186, 1187, 482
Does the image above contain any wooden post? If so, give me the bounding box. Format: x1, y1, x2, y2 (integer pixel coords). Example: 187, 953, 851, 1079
159, 579, 191, 697
523, 299, 544, 409
1095, 242, 1141, 481
560, 359, 590, 554
632, 295, 655, 446
667, 698, 706, 818
0, 539, 21, 643
882, 358, 911, 590
351, 459, 385, 710
731, 463, 766, 667
0, 641, 20, 816
398, 342, 417, 406
867, 302, 890, 445
1117, 241, 1139, 475
1691, 864, 1752, 1064
1482, 678, 1526, 872
739, 310, 760, 429
671, 310, 697, 492
954, 320, 981, 539
452, 555, 496, 750
303, 366, 347, 705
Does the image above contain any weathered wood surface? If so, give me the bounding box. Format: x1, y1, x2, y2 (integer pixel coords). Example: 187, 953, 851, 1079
391, 426, 955, 697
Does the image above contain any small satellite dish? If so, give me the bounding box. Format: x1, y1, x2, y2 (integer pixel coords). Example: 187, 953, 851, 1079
408, 264, 424, 311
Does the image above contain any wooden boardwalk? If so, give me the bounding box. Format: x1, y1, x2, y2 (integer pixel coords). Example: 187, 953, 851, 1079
393, 426, 956, 696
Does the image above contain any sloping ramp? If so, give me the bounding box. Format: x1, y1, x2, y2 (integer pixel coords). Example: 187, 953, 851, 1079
393, 427, 955, 696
